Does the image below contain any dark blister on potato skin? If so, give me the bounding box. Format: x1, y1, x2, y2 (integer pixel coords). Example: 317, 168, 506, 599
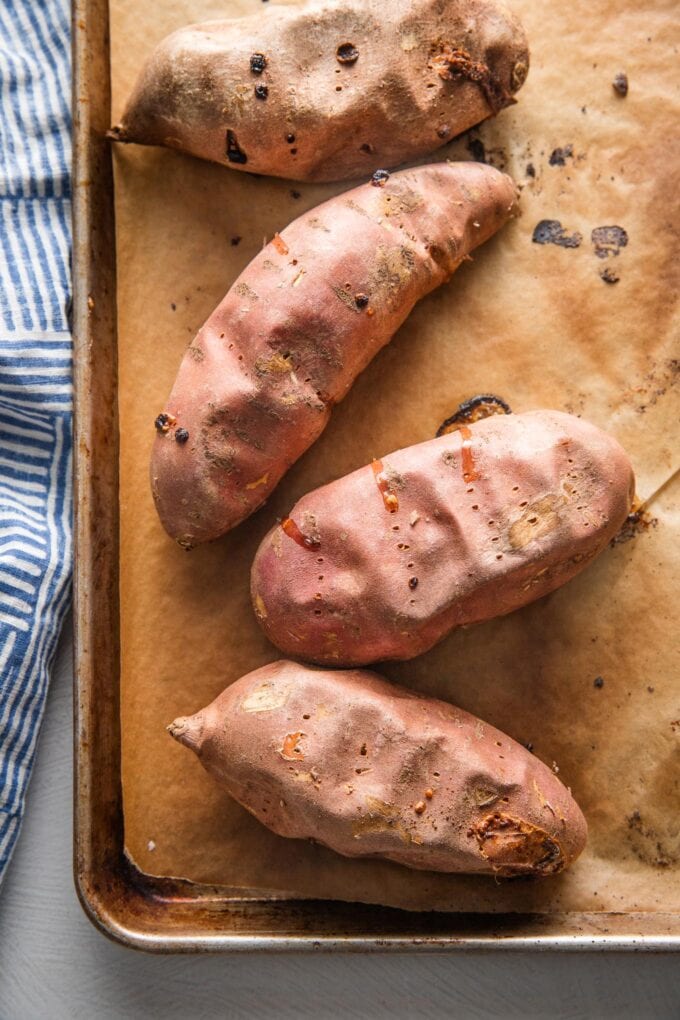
110, 0, 529, 183
168, 660, 588, 877
251, 410, 635, 666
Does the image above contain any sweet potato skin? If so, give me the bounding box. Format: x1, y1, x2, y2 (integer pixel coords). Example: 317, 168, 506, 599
112, 0, 529, 182
168, 660, 587, 876
151, 163, 516, 546
251, 411, 635, 665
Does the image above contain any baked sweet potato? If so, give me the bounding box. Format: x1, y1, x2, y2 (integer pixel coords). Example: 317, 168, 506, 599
151, 162, 516, 546
168, 660, 587, 877
111, 0, 529, 182
251, 410, 635, 664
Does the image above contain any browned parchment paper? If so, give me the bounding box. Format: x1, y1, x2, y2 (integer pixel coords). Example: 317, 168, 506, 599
112, 0, 680, 912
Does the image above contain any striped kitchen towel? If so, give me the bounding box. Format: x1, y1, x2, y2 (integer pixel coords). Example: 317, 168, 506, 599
0, 0, 72, 884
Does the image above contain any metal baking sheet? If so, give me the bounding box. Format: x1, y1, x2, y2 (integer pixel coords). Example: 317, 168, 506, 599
72, 0, 680, 950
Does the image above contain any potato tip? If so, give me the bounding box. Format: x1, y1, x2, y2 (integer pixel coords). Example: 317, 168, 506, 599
106, 124, 127, 142
167, 714, 203, 750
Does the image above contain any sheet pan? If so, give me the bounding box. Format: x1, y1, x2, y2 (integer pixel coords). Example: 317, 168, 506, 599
73, 0, 680, 949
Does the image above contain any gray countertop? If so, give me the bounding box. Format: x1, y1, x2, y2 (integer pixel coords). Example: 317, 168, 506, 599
0, 622, 678, 1020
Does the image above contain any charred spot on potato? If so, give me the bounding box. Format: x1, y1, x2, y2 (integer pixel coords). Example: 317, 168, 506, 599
286, 132, 295, 144
226, 129, 247, 164
613, 72, 628, 96
593, 676, 604, 688
250, 53, 267, 74
371, 169, 390, 187
436, 124, 450, 139
472, 812, 564, 877
175, 428, 190, 444
532, 219, 582, 248
432, 44, 513, 115
254, 84, 269, 100
336, 42, 359, 65
600, 267, 620, 284
436, 395, 511, 436
408, 576, 418, 590
354, 292, 370, 310
591, 225, 628, 259
154, 412, 176, 434
526, 162, 536, 178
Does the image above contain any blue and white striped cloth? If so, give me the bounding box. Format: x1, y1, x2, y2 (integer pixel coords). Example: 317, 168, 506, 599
0, 0, 72, 884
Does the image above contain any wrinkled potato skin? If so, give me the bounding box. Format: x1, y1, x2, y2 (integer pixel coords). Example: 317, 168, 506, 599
169, 661, 587, 876
113, 0, 529, 182
251, 411, 635, 665
151, 163, 516, 545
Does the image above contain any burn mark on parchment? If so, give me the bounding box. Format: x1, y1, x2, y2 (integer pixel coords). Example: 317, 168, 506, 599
437, 394, 512, 436
532, 220, 582, 249
591, 226, 629, 259
549, 145, 573, 166
600, 268, 620, 284
610, 509, 658, 546
627, 808, 679, 869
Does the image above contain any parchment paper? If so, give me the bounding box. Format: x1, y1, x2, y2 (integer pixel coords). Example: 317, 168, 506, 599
112, 0, 680, 912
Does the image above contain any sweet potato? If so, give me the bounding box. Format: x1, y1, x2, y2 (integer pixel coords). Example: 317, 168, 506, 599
251, 410, 635, 664
151, 162, 516, 546
168, 660, 587, 877
111, 0, 529, 182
